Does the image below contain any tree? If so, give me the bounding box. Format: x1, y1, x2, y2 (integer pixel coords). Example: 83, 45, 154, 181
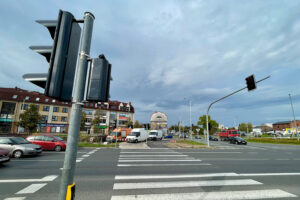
125, 117, 133, 128
247, 122, 253, 132
19, 104, 41, 133
239, 122, 253, 132
197, 115, 219, 134
92, 110, 105, 133
80, 112, 86, 131
133, 120, 142, 128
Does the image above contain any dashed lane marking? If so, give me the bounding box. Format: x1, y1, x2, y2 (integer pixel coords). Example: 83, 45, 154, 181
16, 183, 47, 194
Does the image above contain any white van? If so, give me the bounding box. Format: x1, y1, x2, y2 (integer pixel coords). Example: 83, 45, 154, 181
126, 128, 148, 143
148, 130, 163, 140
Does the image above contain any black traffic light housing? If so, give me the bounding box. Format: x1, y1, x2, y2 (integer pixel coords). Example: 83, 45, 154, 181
245, 74, 257, 91
23, 10, 81, 101
86, 54, 112, 102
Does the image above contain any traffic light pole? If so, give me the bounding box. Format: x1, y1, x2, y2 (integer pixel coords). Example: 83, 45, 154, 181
58, 12, 94, 200
206, 75, 270, 147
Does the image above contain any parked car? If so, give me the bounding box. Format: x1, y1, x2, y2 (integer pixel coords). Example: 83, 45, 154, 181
195, 135, 201, 139
26, 135, 66, 151
209, 136, 218, 141
0, 137, 42, 158
164, 135, 173, 139
0, 148, 10, 164
180, 133, 189, 138
229, 137, 247, 145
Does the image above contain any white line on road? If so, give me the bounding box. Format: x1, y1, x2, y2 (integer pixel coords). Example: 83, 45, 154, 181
118, 159, 202, 162
111, 189, 297, 200
16, 183, 47, 194
82, 155, 90, 157
0, 175, 58, 183
118, 163, 211, 167
113, 179, 262, 190
173, 152, 242, 154
76, 160, 82, 162
115, 173, 238, 180
4, 197, 26, 200
120, 152, 180, 154
12, 160, 63, 162
240, 172, 300, 176
120, 155, 188, 157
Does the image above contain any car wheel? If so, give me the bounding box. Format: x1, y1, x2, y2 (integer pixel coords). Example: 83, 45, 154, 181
54, 145, 62, 152
13, 150, 23, 158
135, 139, 138, 143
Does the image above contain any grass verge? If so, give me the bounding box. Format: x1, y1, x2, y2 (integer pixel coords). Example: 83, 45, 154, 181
177, 140, 206, 145
247, 138, 300, 145
78, 142, 118, 148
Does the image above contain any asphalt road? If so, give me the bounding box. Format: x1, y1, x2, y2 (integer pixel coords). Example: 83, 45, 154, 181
0, 140, 300, 200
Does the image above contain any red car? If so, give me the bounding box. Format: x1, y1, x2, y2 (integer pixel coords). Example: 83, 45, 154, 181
26, 135, 66, 151
0, 148, 10, 163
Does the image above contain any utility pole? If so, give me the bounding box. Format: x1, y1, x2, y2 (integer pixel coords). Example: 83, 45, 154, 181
289, 94, 299, 141
189, 99, 192, 140
58, 12, 94, 200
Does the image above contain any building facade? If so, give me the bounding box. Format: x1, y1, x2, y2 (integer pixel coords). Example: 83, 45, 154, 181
272, 121, 300, 131
0, 87, 134, 134
150, 111, 168, 134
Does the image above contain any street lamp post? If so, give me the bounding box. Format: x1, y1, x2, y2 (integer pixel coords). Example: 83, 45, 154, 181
289, 94, 299, 141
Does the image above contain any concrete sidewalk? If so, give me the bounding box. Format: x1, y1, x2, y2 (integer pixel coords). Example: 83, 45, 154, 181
119, 142, 150, 149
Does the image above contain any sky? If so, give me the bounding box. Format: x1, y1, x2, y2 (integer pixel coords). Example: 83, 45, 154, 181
1, 0, 300, 127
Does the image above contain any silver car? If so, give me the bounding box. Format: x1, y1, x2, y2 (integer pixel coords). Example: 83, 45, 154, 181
0, 137, 42, 158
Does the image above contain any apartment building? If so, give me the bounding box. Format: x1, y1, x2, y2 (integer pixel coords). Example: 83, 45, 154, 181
0, 87, 134, 134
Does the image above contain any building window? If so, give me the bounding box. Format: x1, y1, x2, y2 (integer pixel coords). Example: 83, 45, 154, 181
36, 97, 40, 101
61, 117, 68, 122
12, 95, 18, 99
62, 108, 68, 113
0, 102, 16, 116
35, 105, 40, 110
42, 115, 48, 121
21, 104, 28, 110
45, 98, 49, 102
52, 116, 58, 121
53, 107, 59, 112
25, 96, 30, 100
111, 105, 116, 109
43, 106, 49, 111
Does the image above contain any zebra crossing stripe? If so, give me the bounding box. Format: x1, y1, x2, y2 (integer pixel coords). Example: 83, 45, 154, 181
118, 160, 201, 162
115, 173, 238, 180
16, 184, 47, 194
111, 189, 297, 200
120, 155, 188, 157
113, 179, 262, 190
118, 163, 211, 167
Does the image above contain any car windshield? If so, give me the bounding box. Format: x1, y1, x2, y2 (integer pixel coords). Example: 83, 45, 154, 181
129, 132, 140, 136
149, 132, 157, 135
235, 137, 243, 140
10, 137, 30, 144
111, 132, 121, 136
53, 136, 64, 141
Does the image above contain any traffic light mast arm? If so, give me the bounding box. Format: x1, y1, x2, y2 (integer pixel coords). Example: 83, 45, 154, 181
205, 75, 270, 147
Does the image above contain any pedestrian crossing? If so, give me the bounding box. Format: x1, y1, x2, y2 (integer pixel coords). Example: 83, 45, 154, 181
111, 149, 298, 200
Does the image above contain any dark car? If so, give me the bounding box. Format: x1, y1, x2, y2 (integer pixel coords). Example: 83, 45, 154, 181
195, 135, 201, 139
0, 148, 10, 164
230, 137, 247, 145
209, 136, 218, 141
164, 135, 173, 139
26, 135, 66, 151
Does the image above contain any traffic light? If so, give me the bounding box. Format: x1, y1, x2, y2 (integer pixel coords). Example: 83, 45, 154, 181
23, 10, 81, 101
245, 74, 257, 91
86, 54, 112, 102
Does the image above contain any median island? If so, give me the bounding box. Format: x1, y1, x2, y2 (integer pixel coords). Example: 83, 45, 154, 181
246, 137, 300, 145
165, 139, 209, 148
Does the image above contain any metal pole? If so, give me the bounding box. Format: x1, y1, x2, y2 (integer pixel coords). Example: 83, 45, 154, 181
206, 113, 210, 147
289, 94, 299, 141
190, 100, 192, 140
58, 12, 94, 200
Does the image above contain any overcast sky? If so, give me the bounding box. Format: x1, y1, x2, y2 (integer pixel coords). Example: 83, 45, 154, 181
1, 0, 300, 127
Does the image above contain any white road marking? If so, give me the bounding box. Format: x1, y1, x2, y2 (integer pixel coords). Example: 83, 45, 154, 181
240, 172, 300, 176
4, 197, 26, 200
96, 148, 101, 149
115, 173, 238, 180
12, 160, 63, 162
82, 155, 90, 157
111, 189, 297, 200
113, 179, 262, 190
173, 152, 242, 154
120, 155, 188, 157
120, 152, 180, 154
0, 175, 57, 183
118, 163, 211, 167
16, 183, 47, 194
76, 160, 82, 162
118, 159, 201, 162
